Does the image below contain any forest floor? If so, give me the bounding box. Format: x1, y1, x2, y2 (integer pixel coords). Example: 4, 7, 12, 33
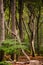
12, 56, 43, 65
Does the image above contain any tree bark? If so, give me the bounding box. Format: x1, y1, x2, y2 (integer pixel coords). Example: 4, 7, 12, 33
10, 0, 16, 60
18, 0, 24, 41
28, 13, 36, 57
10, 0, 16, 39
0, 0, 5, 44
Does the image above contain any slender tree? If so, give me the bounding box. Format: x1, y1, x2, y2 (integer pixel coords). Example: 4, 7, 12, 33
37, 4, 41, 56
10, 0, 16, 39
18, 0, 24, 41
0, 0, 5, 44
10, 0, 16, 60
28, 5, 36, 57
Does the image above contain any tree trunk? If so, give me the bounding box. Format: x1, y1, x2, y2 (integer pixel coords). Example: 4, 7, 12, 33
28, 13, 36, 57
10, 0, 16, 60
7, 4, 10, 35
31, 16, 36, 57
37, 6, 41, 55
0, 0, 5, 44
18, 0, 24, 41
10, 0, 16, 39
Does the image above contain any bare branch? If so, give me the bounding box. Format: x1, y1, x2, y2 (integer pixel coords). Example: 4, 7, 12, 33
5, 22, 30, 61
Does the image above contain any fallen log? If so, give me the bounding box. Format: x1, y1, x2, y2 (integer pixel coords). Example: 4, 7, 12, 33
5, 60, 41, 65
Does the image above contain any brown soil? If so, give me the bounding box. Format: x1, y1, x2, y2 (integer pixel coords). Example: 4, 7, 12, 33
12, 56, 43, 65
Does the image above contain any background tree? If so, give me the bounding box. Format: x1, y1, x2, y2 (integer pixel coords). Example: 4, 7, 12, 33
0, 0, 5, 44
18, 0, 24, 41
10, 0, 16, 60
36, 0, 42, 55
10, 0, 16, 39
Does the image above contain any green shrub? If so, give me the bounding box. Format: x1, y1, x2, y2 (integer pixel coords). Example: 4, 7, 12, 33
39, 47, 43, 56
0, 62, 12, 65
1, 39, 30, 54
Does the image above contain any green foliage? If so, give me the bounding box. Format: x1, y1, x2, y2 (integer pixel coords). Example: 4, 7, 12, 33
1, 39, 30, 55
0, 62, 12, 65
5, 8, 9, 21
3, 0, 43, 56
39, 46, 43, 56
